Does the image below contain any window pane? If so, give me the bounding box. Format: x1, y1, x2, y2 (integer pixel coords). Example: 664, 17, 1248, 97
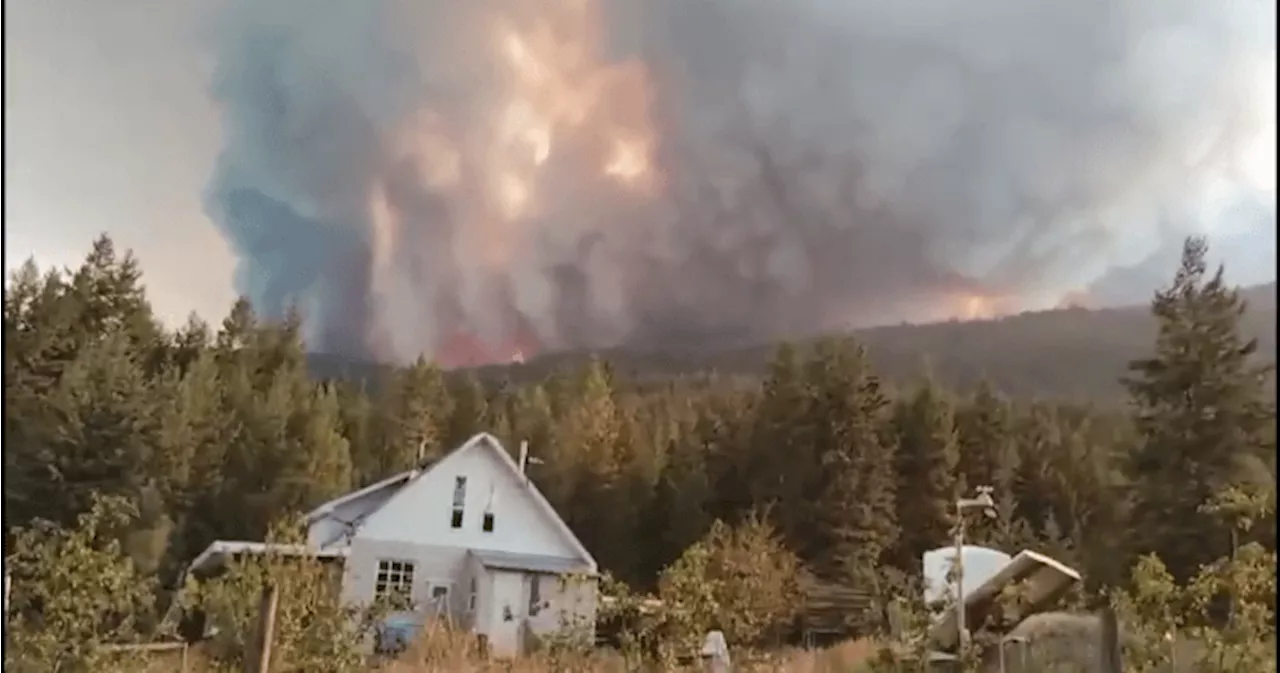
453, 477, 467, 507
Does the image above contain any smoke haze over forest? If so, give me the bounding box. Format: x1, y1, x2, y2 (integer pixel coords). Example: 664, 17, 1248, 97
202, 0, 1278, 365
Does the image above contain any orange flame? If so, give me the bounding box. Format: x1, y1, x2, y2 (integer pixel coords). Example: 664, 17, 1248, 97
368, 0, 658, 366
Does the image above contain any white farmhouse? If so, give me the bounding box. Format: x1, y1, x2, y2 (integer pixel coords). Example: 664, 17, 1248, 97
189, 433, 599, 657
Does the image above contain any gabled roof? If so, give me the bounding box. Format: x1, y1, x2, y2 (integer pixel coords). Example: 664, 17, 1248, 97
304, 468, 423, 523
307, 433, 597, 571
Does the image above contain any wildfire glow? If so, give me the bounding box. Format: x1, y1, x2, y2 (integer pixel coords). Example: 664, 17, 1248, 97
955, 293, 1006, 321
370, 0, 658, 367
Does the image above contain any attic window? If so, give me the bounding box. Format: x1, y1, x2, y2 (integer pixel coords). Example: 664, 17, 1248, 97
482, 484, 497, 533
451, 476, 467, 529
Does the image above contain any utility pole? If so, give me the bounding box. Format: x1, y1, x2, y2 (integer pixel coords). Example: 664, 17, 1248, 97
953, 485, 996, 661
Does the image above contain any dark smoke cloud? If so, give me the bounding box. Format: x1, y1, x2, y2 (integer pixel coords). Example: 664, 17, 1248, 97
203, 0, 1277, 362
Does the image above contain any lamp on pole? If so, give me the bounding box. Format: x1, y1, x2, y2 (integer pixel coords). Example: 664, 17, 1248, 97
953, 485, 996, 660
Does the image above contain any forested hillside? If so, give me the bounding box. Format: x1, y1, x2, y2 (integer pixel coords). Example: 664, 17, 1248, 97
311, 284, 1277, 401
3, 235, 1276, 669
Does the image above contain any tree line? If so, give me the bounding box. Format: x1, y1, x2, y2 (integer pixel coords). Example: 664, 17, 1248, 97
3, 235, 1275, 638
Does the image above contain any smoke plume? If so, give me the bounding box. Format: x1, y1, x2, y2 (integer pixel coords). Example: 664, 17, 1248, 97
203, 0, 1277, 365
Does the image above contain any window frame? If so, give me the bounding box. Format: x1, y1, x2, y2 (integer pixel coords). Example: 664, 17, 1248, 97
374, 559, 416, 606
527, 573, 543, 616
451, 476, 467, 529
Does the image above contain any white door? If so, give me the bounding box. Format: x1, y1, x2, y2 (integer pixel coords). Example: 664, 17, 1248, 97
488, 571, 524, 657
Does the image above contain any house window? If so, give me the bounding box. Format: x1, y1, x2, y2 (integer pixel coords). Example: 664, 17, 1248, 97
468, 577, 477, 612
451, 476, 467, 528
375, 560, 415, 605
528, 574, 542, 616
483, 485, 497, 533
429, 584, 450, 615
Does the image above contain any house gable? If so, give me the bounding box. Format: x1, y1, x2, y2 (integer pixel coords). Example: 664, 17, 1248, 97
356, 434, 595, 569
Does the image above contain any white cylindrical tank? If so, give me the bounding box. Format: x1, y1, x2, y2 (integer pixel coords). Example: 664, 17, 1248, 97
922, 545, 1012, 610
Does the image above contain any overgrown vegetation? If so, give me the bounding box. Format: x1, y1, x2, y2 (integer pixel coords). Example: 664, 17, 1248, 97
3, 235, 1275, 671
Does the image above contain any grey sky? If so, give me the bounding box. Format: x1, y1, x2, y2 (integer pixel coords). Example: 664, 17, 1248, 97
5, 0, 235, 325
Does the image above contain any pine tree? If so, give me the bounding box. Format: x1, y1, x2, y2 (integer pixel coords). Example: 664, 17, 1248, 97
955, 380, 1014, 494
747, 342, 816, 541
153, 348, 229, 574
1122, 236, 1275, 580
444, 372, 490, 448
31, 329, 159, 529
645, 419, 715, 581
889, 376, 959, 572
373, 356, 452, 478
551, 359, 629, 574
805, 337, 899, 584
1010, 403, 1059, 537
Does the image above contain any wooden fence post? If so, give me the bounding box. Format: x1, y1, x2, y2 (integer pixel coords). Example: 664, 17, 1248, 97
247, 584, 280, 673
1099, 605, 1123, 673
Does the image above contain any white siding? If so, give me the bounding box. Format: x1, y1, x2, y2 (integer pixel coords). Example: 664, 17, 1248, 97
480, 569, 599, 656
342, 538, 469, 618
356, 440, 581, 560
464, 554, 492, 632
526, 572, 598, 640
488, 570, 525, 656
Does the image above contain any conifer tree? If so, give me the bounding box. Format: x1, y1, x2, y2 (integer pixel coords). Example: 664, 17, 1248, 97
889, 375, 959, 572
747, 342, 816, 541
1123, 237, 1275, 580
374, 356, 453, 477
805, 337, 898, 583
444, 372, 490, 448
955, 380, 1014, 494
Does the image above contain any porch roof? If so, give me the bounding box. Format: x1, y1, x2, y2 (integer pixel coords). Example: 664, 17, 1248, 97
188, 540, 349, 577
468, 549, 596, 576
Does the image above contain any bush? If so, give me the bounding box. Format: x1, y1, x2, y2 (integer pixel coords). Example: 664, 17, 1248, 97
181, 516, 388, 673
4, 494, 157, 673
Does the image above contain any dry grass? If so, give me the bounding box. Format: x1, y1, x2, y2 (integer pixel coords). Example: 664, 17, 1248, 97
123, 626, 879, 672
377, 624, 880, 673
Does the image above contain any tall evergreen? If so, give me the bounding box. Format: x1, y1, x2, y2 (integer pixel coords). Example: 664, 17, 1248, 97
747, 343, 816, 545
373, 356, 452, 478
1122, 237, 1276, 580
889, 375, 959, 571
805, 337, 899, 584
955, 379, 1014, 494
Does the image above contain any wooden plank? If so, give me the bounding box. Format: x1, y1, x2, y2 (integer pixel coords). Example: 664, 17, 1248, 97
100, 642, 188, 653
1099, 606, 1123, 673
247, 584, 280, 673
